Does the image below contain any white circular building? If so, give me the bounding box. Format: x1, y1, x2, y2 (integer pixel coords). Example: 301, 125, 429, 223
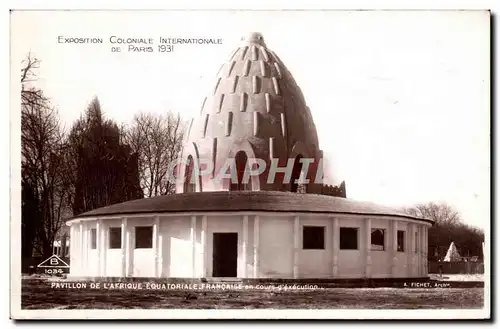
66, 33, 432, 280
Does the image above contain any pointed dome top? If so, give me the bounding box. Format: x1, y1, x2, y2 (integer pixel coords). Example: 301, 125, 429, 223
178, 31, 322, 193
240, 32, 267, 47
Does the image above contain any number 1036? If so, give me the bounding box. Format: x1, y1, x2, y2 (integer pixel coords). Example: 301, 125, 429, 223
158, 45, 174, 52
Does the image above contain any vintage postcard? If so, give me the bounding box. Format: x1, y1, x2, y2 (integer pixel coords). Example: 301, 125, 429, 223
10, 9, 490, 320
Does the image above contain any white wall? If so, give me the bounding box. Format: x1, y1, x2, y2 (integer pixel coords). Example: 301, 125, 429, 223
194, 216, 204, 278
244, 216, 255, 278
127, 217, 155, 278
338, 217, 364, 278
259, 216, 294, 278
370, 217, 391, 278
106, 249, 122, 277
132, 249, 155, 277
298, 216, 332, 278
394, 221, 408, 278
103, 219, 123, 277
68, 225, 76, 276
162, 217, 192, 277
87, 250, 99, 276
69, 213, 432, 279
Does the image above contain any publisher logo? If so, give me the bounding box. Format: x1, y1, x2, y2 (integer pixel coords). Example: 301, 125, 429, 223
37, 255, 70, 275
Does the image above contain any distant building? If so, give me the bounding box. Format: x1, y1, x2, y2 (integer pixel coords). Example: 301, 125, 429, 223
443, 242, 461, 262
66, 33, 433, 279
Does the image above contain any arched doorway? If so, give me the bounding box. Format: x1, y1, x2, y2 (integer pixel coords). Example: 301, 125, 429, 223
183, 155, 196, 193
290, 155, 307, 193
230, 151, 252, 191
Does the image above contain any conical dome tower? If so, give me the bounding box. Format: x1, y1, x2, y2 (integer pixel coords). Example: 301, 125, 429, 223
178, 32, 323, 193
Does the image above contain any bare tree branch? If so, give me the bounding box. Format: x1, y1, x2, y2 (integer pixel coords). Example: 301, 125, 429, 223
124, 111, 186, 197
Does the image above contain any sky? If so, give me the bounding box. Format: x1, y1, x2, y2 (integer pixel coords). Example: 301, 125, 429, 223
10, 10, 490, 229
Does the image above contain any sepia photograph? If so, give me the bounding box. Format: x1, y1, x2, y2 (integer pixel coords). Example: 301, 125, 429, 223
9, 9, 490, 320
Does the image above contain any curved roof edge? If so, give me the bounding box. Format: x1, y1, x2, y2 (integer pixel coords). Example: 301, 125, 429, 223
69, 191, 434, 225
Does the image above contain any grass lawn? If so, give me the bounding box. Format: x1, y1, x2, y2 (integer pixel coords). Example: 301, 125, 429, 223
21, 278, 484, 310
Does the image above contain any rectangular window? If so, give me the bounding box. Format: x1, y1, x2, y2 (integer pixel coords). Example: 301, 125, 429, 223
340, 227, 358, 250
135, 226, 153, 249
371, 228, 385, 251
90, 229, 97, 249
397, 230, 405, 252
302, 226, 325, 250
109, 227, 122, 249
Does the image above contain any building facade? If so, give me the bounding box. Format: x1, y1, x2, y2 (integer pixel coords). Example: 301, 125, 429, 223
68, 211, 430, 279
66, 33, 432, 279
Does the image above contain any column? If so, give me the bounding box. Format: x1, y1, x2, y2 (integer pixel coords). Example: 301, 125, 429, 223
101, 222, 107, 277
253, 216, 260, 278
77, 220, 85, 275
83, 223, 89, 266
408, 223, 414, 277
242, 215, 248, 278
391, 220, 398, 277
293, 216, 300, 279
365, 218, 372, 278
201, 215, 207, 277
121, 217, 127, 277
415, 225, 419, 276
96, 219, 102, 276
416, 225, 421, 276
125, 220, 131, 276
72, 223, 79, 274
158, 233, 164, 277
153, 216, 160, 277
157, 217, 162, 277
424, 226, 428, 276
79, 222, 84, 273
420, 225, 426, 277
190, 215, 196, 278
332, 217, 339, 277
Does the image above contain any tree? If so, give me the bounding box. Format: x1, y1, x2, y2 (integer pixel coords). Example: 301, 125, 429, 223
21, 53, 72, 259
405, 202, 460, 226
69, 97, 143, 215
124, 112, 185, 197
21, 180, 41, 260
21, 53, 45, 109
405, 202, 484, 261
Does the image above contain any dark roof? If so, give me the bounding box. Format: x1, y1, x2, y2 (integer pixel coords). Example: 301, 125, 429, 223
71, 191, 433, 224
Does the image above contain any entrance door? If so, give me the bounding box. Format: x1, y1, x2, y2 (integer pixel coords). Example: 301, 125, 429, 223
212, 233, 238, 277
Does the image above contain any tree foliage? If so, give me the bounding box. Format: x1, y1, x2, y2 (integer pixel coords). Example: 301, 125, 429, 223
124, 112, 185, 197
405, 202, 484, 261
20, 53, 185, 268
69, 97, 143, 216
21, 53, 72, 258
